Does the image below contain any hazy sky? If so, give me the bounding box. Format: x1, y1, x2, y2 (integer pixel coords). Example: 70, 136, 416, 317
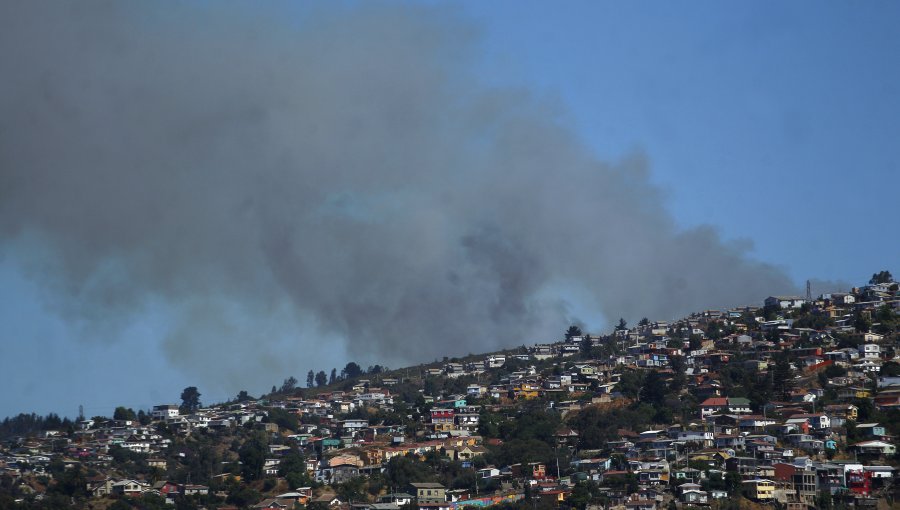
1, 1, 897, 419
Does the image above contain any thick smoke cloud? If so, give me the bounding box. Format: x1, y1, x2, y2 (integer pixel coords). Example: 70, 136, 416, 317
0, 2, 795, 389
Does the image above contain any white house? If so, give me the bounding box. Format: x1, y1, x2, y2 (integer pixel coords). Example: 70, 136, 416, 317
151, 404, 180, 420
860, 344, 881, 359
853, 440, 897, 456
485, 355, 506, 369
765, 296, 807, 309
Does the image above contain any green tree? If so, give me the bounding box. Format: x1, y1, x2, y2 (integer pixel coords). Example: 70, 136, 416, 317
688, 334, 703, 351
307, 370, 315, 388
565, 325, 583, 341
870, 270, 893, 284
640, 370, 666, 407
266, 407, 299, 432
227, 486, 262, 507
854, 311, 871, 333
384, 455, 435, 487
669, 356, 686, 392
882, 361, 900, 377
281, 376, 298, 393
315, 370, 328, 387
114, 406, 137, 421
342, 362, 363, 379
772, 354, 794, 400
238, 432, 268, 481
180, 386, 201, 414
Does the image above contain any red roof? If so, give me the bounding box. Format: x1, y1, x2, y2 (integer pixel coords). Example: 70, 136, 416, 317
700, 398, 728, 406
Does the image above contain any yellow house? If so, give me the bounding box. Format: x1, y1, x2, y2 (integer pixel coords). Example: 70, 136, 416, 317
839, 387, 872, 400
742, 479, 775, 501
512, 384, 540, 400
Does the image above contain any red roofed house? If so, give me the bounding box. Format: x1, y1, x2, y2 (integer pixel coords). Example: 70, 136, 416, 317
700, 398, 728, 418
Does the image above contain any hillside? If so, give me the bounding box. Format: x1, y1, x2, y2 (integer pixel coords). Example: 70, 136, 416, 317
1, 271, 899, 510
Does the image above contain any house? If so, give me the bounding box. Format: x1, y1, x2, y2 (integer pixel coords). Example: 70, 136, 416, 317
838, 387, 872, 401
112, 480, 149, 497
379, 493, 415, 506
276, 488, 312, 506
765, 296, 807, 309
680, 489, 708, 505
151, 480, 180, 499
252, 499, 291, 509
151, 404, 180, 420
181, 484, 209, 496
466, 384, 486, 397
739, 415, 777, 431
477, 467, 500, 479
430, 409, 455, 432
852, 440, 897, 456
147, 458, 167, 470
700, 398, 728, 418
727, 397, 752, 414
824, 403, 858, 421
485, 355, 506, 369
742, 479, 775, 501
623, 499, 656, 510
788, 413, 830, 430
331, 463, 359, 484
88, 478, 116, 498
877, 376, 900, 388
855, 423, 886, 438
410, 482, 446, 503
859, 344, 881, 359
310, 492, 343, 507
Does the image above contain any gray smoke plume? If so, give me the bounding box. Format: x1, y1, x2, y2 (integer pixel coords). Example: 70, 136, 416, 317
0, 2, 795, 390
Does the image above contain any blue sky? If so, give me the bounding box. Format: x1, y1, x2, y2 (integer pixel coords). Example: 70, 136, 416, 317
462, 1, 899, 284
1, 1, 898, 419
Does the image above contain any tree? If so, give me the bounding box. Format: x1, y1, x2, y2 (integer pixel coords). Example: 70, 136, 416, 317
772, 354, 794, 400
565, 325, 583, 341
329, 368, 337, 384
616, 318, 628, 331
854, 311, 871, 333
315, 370, 328, 387
615, 369, 644, 399
235, 390, 253, 402
688, 334, 703, 351
669, 356, 686, 392
113, 406, 137, 421
180, 386, 201, 414
307, 370, 315, 388
870, 270, 894, 284
580, 335, 595, 359
342, 362, 363, 379
280, 376, 298, 393
882, 361, 900, 377
639, 370, 666, 407
238, 432, 268, 481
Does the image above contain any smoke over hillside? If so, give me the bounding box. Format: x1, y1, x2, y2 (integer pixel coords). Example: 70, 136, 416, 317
0, 2, 794, 388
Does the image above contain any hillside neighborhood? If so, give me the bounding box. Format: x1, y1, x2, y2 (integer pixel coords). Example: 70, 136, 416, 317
2, 271, 899, 510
